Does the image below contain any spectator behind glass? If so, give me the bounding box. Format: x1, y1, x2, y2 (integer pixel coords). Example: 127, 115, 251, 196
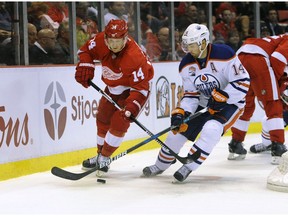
76, 2, 99, 48
213, 8, 236, 43
263, 8, 284, 35
29, 28, 57, 65
198, 8, 207, 26
225, 29, 242, 52
0, 1, 12, 46
104, 2, 128, 26
231, 3, 252, 39
260, 25, 271, 38
28, 23, 37, 47
215, 3, 251, 41
0, 2, 13, 65
145, 26, 172, 62
175, 4, 198, 33
157, 27, 170, 61
28, 2, 59, 36
0, 2, 12, 32
125, 2, 137, 40
46, 2, 69, 24
54, 21, 70, 64
140, 2, 168, 34
27, 2, 49, 31
174, 2, 190, 18
127, 14, 136, 39
175, 29, 185, 60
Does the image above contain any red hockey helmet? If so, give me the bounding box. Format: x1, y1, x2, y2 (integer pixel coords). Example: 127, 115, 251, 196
105, 19, 128, 39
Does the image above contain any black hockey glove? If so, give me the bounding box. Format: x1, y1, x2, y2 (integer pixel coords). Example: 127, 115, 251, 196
208, 88, 229, 114
171, 107, 188, 135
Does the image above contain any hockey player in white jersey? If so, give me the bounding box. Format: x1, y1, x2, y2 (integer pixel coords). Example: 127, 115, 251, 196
142, 23, 250, 182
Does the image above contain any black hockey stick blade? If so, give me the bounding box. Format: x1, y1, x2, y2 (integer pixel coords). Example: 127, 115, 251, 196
51, 166, 98, 181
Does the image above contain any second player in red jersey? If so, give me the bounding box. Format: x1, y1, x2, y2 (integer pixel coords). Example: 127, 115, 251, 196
228, 34, 288, 164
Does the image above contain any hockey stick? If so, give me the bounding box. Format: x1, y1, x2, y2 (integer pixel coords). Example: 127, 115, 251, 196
51, 108, 205, 180
51, 126, 174, 180
88, 80, 206, 164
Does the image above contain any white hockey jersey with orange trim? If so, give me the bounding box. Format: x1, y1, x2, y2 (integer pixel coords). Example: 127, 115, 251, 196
179, 43, 250, 114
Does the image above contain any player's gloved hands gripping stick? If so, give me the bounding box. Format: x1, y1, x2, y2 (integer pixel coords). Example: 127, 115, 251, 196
122, 102, 140, 122
208, 88, 229, 115
122, 92, 147, 122
75, 62, 95, 88
171, 107, 189, 135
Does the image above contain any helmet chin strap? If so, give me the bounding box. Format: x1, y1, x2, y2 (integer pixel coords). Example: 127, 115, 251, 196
197, 42, 207, 58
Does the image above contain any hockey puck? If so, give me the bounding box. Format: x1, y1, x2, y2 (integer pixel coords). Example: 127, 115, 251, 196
97, 178, 106, 184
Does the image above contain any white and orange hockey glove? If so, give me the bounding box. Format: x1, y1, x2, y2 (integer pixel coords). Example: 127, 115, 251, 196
171, 107, 188, 135
208, 88, 229, 115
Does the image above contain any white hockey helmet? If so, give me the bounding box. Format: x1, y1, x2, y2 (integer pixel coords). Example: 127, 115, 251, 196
181, 23, 210, 53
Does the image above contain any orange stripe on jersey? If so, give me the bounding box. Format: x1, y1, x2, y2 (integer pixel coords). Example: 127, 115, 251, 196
237, 81, 250, 88
184, 92, 200, 96
224, 108, 244, 133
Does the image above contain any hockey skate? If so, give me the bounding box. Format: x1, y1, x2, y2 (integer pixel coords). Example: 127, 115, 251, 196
142, 165, 164, 177
250, 143, 271, 153
267, 152, 288, 192
227, 139, 247, 160
173, 165, 192, 182
271, 141, 288, 165
82, 154, 110, 176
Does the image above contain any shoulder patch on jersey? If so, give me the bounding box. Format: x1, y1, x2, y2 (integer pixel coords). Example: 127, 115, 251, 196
179, 54, 196, 72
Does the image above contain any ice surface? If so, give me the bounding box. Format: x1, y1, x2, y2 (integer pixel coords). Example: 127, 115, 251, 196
0, 134, 287, 215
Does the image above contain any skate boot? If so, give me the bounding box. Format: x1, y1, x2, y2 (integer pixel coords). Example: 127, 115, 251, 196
227, 139, 247, 160
82, 154, 110, 173
173, 165, 192, 182
250, 143, 272, 153
142, 165, 164, 177
267, 152, 288, 192
271, 141, 288, 165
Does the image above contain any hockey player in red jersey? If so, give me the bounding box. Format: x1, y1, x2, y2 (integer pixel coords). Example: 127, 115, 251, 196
228, 34, 288, 164
75, 19, 154, 174
142, 23, 250, 182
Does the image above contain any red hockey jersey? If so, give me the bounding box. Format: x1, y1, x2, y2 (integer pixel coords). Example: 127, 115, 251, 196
77, 32, 154, 95
237, 34, 288, 81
